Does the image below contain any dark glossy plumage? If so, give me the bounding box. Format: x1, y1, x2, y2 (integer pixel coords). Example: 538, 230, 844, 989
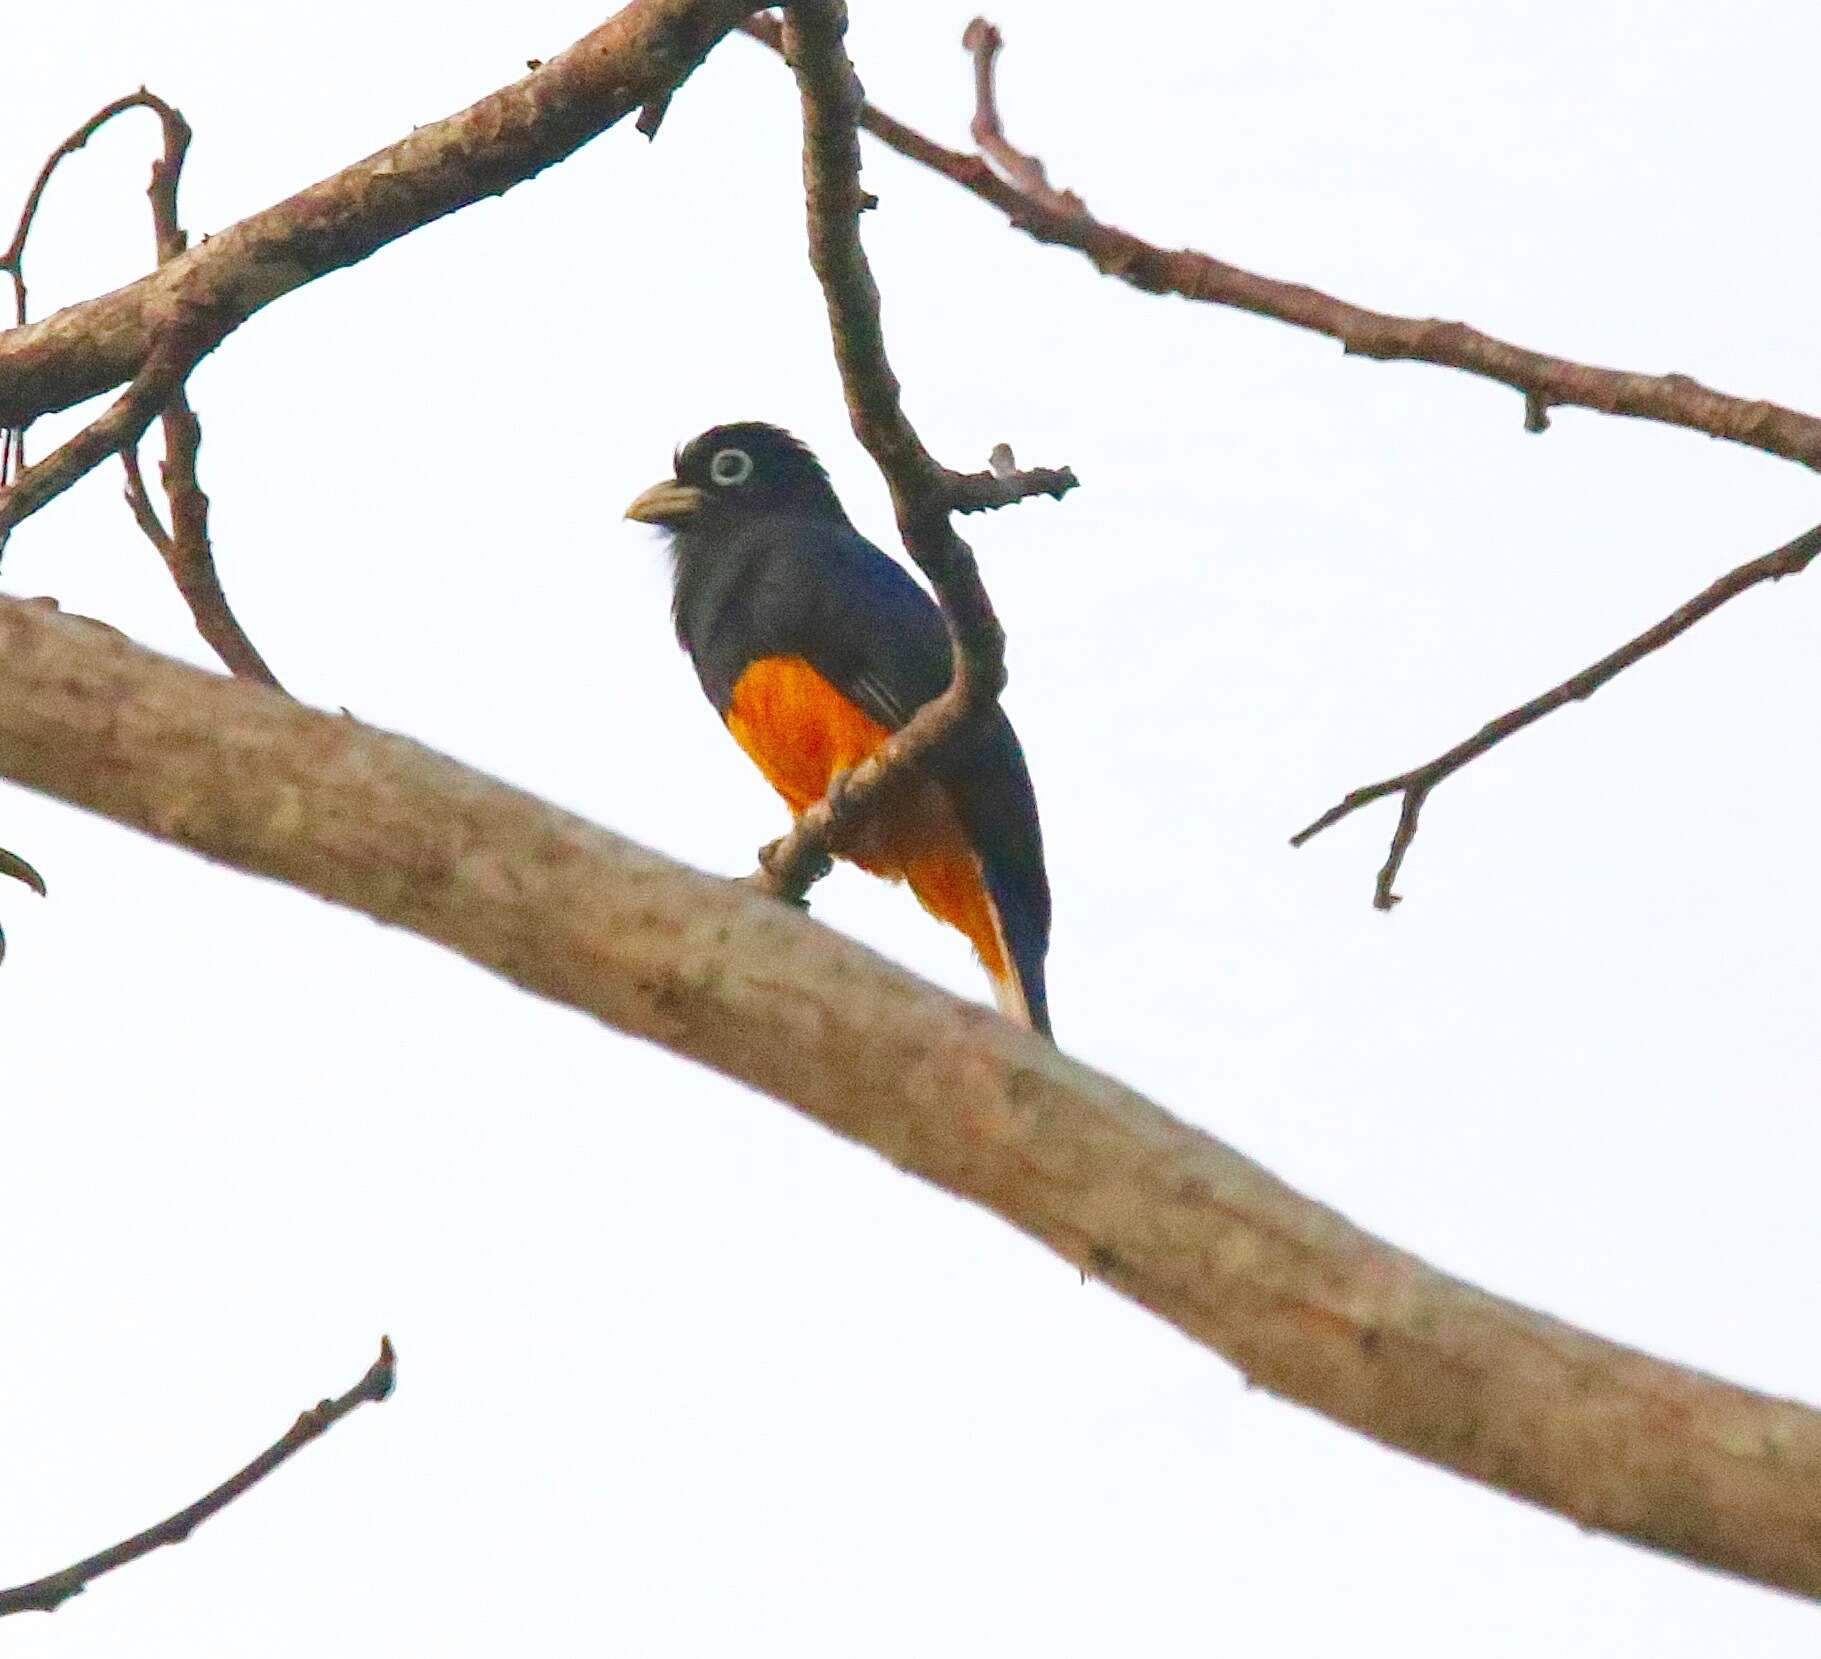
629, 422, 1051, 1035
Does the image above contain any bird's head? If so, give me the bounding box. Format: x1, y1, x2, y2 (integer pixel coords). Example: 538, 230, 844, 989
624, 422, 848, 533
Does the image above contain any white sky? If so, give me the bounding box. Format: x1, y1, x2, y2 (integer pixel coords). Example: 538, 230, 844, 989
4, 1, 1820, 1653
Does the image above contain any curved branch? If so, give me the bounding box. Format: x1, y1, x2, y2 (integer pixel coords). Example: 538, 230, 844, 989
0, 0, 762, 431
1, 92, 187, 333
755, 0, 1075, 904
740, 14, 1821, 476
0, 595, 1816, 1599
1292, 519, 1821, 907
0, 91, 191, 487
0, 1338, 395, 1617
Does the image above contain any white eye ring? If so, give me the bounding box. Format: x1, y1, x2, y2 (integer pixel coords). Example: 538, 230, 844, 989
709, 447, 754, 487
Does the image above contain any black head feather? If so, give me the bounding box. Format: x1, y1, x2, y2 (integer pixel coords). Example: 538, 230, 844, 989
671, 422, 850, 525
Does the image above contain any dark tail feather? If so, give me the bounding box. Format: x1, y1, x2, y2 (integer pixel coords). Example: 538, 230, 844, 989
983, 864, 1051, 1039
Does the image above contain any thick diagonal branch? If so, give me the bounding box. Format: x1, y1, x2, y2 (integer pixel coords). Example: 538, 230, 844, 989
756, 0, 1074, 904
740, 14, 1821, 476
0, 1338, 395, 1617
0, 599, 1817, 1597
0, 0, 762, 432
1291, 520, 1821, 907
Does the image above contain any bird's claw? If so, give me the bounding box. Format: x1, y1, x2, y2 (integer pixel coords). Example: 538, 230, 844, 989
748, 838, 830, 909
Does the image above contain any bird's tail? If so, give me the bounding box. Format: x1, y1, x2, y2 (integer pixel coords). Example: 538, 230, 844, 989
983, 865, 1051, 1039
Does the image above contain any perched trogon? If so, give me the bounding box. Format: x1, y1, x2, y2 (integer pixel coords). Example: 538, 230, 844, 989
625, 422, 1052, 1036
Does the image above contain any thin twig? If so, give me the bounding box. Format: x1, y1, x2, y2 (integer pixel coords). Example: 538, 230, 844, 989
121, 437, 283, 685
754, 0, 1075, 904
155, 392, 282, 685
960, 19, 1085, 220
133, 105, 285, 687
739, 14, 1821, 476
0, 1337, 396, 1617
1291, 521, 1821, 907
119, 443, 171, 546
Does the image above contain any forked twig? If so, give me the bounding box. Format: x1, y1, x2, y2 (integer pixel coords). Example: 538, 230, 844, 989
1292, 521, 1821, 907
1, 88, 282, 683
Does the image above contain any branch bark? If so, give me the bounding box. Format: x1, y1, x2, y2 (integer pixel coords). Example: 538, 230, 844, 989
740, 13, 1821, 476
1291, 520, 1821, 907
0, 1337, 395, 1617
0, 594, 1816, 1599
0, 0, 761, 432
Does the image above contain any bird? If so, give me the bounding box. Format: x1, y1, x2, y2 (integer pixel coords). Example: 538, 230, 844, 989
625, 422, 1052, 1037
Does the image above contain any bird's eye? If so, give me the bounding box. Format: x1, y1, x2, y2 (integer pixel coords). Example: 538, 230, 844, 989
709, 447, 754, 487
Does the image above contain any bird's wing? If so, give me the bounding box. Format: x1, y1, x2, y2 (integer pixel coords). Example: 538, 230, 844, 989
746, 516, 954, 731
737, 517, 1054, 1033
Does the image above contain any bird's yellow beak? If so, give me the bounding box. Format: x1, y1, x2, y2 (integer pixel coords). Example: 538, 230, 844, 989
624, 479, 706, 527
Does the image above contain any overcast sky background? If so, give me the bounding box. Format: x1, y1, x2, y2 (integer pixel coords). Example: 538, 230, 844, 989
4, 2, 1820, 1653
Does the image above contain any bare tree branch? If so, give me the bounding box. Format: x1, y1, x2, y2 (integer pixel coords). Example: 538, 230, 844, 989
0, 597, 1817, 1598
0, 0, 761, 432
1291, 519, 1821, 907
753, 0, 1075, 905
740, 13, 1821, 477
0, 1337, 395, 1618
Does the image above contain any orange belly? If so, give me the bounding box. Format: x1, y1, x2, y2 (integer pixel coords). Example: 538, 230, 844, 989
724, 655, 1008, 979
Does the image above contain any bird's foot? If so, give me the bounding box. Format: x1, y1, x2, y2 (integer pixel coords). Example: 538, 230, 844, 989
747, 837, 831, 909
